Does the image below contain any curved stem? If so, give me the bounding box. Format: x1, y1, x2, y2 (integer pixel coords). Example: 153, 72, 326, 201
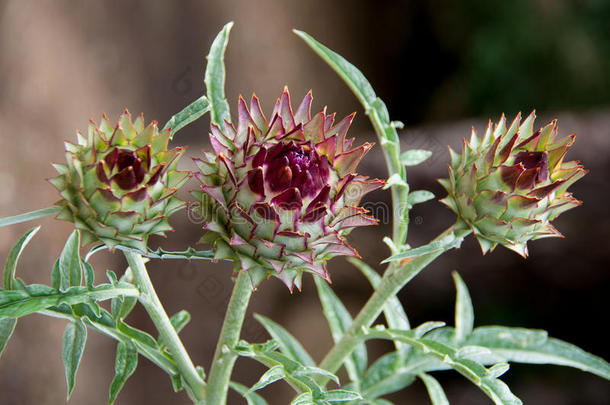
315, 223, 471, 385
205, 271, 253, 404
123, 251, 206, 402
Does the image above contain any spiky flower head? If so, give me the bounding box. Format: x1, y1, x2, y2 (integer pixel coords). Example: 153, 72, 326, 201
438, 112, 586, 257
193, 88, 383, 290
49, 111, 190, 251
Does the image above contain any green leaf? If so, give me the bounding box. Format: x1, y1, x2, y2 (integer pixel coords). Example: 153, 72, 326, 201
382, 230, 470, 263
314, 277, 367, 382
41, 305, 177, 377
205, 21, 234, 126
230, 381, 269, 405
382, 173, 408, 190
294, 366, 340, 386
117, 321, 159, 349
162, 95, 211, 138
171, 374, 184, 392
169, 309, 191, 334
291, 392, 319, 405
322, 389, 363, 402
109, 341, 138, 404
3, 226, 40, 289
348, 258, 410, 356
254, 313, 315, 367
400, 150, 433, 166
0, 317, 17, 358
59, 231, 83, 291
62, 318, 87, 399
365, 327, 522, 405
407, 190, 435, 206
0, 206, 60, 228
233, 339, 340, 396
466, 326, 610, 380
0, 283, 139, 319
83, 261, 95, 288
111, 295, 138, 321
361, 352, 416, 399
293, 30, 376, 115
453, 272, 474, 342
419, 373, 449, 405
251, 365, 286, 391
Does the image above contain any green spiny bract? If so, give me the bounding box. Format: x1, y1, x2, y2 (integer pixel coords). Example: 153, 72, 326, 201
49, 111, 190, 251
438, 112, 587, 257
193, 88, 384, 290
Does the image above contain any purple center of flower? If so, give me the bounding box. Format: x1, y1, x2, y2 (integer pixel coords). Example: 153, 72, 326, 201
97, 147, 149, 190
514, 151, 549, 183
264, 142, 329, 197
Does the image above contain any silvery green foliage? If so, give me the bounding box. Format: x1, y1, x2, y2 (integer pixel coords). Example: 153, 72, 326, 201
0, 22, 608, 405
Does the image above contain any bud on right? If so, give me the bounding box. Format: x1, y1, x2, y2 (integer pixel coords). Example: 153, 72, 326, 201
438, 112, 587, 257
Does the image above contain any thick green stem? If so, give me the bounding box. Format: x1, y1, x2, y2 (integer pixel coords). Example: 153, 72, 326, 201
315, 224, 471, 385
205, 271, 253, 404
123, 251, 206, 402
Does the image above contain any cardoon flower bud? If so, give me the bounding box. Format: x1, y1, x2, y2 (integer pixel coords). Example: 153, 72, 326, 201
438, 112, 587, 256
49, 111, 190, 250
193, 88, 383, 290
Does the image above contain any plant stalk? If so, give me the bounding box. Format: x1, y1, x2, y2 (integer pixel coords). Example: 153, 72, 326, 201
315, 224, 471, 385
205, 271, 253, 404
123, 251, 206, 402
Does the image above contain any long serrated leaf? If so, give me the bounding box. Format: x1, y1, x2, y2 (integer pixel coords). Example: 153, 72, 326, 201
163, 95, 211, 138
314, 277, 367, 383
3, 226, 40, 289
0, 206, 60, 227
0, 317, 17, 358
293, 31, 376, 115
366, 328, 522, 405
40, 305, 177, 376
419, 373, 449, 405
59, 231, 82, 291
250, 365, 286, 391
452, 272, 474, 342
230, 381, 269, 405
466, 326, 610, 380
348, 258, 410, 356
233, 339, 327, 395
254, 313, 315, 367
62, 319, 87, 398
400, 150, 432, 166
205, 21, 233, 126
109, 341, 138, 404
0, 283, 139, 318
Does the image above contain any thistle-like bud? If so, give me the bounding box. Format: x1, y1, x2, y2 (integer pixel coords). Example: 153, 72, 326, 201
49, 111, 190, 250
438, 112, 587, 256
193, 88, 384, 290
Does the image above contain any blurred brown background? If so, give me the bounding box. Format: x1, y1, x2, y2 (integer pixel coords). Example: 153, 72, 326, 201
1, 1, 609, 404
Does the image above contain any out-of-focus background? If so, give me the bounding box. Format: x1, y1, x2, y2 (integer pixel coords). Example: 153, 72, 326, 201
1, 1, 609, 404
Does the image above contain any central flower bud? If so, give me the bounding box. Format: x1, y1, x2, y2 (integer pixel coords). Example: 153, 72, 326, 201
194, 90, 382, 290
513, 151, 549, 183
265, 142, 329, 197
